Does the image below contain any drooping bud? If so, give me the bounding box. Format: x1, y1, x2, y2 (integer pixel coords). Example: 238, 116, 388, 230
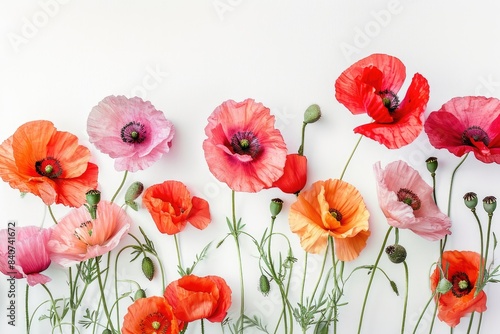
134, 288, 146, 300
141, 256, 155, 281
463, 192, 478, 210
125, 182, 144, 211
258, 274, 271, 296
425, 157, 438, 174
385, 244, 407, 263
270, 198, 283, 218
483, 196, 497, 215
303, 104, 322, 124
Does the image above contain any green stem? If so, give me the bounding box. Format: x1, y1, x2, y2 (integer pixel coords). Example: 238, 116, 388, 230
447, 154, 469, 217
110, 170, 128, 203
41, 284, 63, 334
401, 261, 409, 334
26, 284, 30, 334
309, 244, 329, 303
298, 122, 307, 156
411, 290, 436, 334
47, 205, 58, 224
431, 172, 437, 206
476, 312, 483, 334
174, 234, 184, 274
95, 257, 115, 332
466, 312, 475, 334
330, 237, 339, 334
471, 210, 485, 292
339, 135, 363, 181
300, 251, 308, 334
357, 226, 393, 334
231, 190, 245, 333
201, 318, 205, 334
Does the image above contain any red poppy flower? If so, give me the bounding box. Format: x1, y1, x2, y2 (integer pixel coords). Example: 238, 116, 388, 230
122, 296, 182, 334
424, 96, 500, 163
335, 53, 430, 149
143, 180, 211, 235
430, 250, 487, 328
164, 274, 232, 323
202, 99, 287, 192
272, 153, 307, 194
0, 120, 98, 207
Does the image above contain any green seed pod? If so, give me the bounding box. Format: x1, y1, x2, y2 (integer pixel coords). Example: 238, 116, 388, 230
483, 196, 497, 214
303, 104, 322, 124
385, 244, 407, 264
259, 274, 271, 296
425, 157, 438, 174
141, 256, 155, 281
134, 288, 146, 300
270, 198, 283, 217
102, 329, 112, 334
463, 192, 478, 210
125, 182, 144, 202
86, 189, 101, 206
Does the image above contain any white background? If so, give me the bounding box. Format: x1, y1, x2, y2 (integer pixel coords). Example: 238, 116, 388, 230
1, 1, 500, 333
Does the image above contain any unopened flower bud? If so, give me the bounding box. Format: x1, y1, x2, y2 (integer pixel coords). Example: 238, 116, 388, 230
86, 189, 101, 206
102, 329, 112, 334
134, 288, 146, 300
259, 274, 271, 296
141, 256, 155, 281
303, 104, 321, 124
425, 157, 438, 174
463, 192, 478, 210
385, 244, 407, 263
436, 277, 452, 294
125, 182, 144, 202
483, 196, 497, 214
270, 198, 283, 218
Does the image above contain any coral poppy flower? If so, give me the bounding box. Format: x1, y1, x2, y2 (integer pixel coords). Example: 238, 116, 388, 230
288, 179, 370, 261
122, 296, 183, 334
430, 250, 487, 327
424, 96, 500, 164
272, 153, 307, 194
202, 99, 287, 192
335, 53, 430, 149
0, 120, 98, 207
87, 95, 175, 172
164, 274, 232, 323
143, 180, 211, 235
0, 226, 52, 286
374, 160, 451, 240
48, 200, 131, 266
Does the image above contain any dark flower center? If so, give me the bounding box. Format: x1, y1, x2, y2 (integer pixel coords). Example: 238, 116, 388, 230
462, 126, 490, 146
329, 208, 343, 221
121, 121, 147, 144
397, 188, 421, 210
379, 89, 400, 113
74, 221, 94, 245
139, 312, 169, 334
230, 131, 261, 158
35, 157, 63, 178
450, 272, 473, 298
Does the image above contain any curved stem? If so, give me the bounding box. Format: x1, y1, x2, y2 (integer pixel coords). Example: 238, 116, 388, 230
231, 190, 245, 332
339, 135, 363, 181
174, 234, 184, 274
401, 261, 409, 334
47, 205, 58, 224
357, 226, 393, 334
309, 245, 329, 303
412, 290, 437, 334
41, 284, 63, 334
110, 170, 128, 203
95, 257, 115, 333
298, 122, 307, 156
447, 153, 469, 217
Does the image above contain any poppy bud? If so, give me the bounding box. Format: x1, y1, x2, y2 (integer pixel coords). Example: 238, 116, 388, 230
436, 277, 452, 294
385, 244, 407, 263
270, 198, 283, 218
483, 196, 497, 214
303, 104, 322, 124
141, 256, 155, 281
463, 192, 478, 210
125, 182, 144, 202
134, 288, 146, 300
258, 274, 271, 296
425, 157, 438, 174
102, 329, 112, 334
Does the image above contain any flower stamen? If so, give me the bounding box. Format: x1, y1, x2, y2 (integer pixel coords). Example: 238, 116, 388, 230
462, 126, 490, 147
379, 89, 400, 112
35, 157, 63, 178
450, 272, 473, 298
329, 208, 343, 221
74, 221, 94, 245
121, 121, 147, 144
230, 131, 261, 158
397, 188, 421, 210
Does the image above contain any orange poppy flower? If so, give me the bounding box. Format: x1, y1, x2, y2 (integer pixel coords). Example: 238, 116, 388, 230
164, 274, 232, 323
430, 250, 487, 328
122, 296, 183, 334
143, 180, 211, 235
0, 120, 98, 207
289, 179, 370, 261
272, 153, 307, 194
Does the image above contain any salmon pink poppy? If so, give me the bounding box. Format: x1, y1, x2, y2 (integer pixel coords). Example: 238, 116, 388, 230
0, 120, 98, 207
164, 274, 232, 323
87, 95, 175, 172
374, 160, 451, 240
272, 153, 307, 194
143, 180, 211, 235
424, 96, 500, 163
48, 200, 131, 266
430, 250, 487, 328
202, 99, 287, 192
122, 296, 183, 334
335, 53, 430, 149
288, 179, 370, 261
0, 226, 52, 286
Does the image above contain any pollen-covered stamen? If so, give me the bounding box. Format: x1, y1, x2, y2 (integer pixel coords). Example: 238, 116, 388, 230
35, 157, 63, 178
121, 121, 147, 144
397, 188, 421, 210
379, 89, 400, 112
329, 208, 343, 221
139, 312, 170, 334
450, 272, 473, 298
462, 126, 490, 147
230, 131, 261, 158
74, 221, 94, 245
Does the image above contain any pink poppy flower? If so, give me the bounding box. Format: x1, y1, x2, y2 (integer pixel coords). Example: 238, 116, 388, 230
48, 200, 131, 266
0, 226, 52, 286
424, 96, 500, 163
87, 95, 175, 172
335, 53, 430, 149
203, 99, 287, 192
373, 160, 451, 240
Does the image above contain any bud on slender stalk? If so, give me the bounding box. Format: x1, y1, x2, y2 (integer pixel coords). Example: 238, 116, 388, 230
141, 256, 155, 281
259, 274, 271, 296
385, 244, 407, 263
303, 104, 322, 124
